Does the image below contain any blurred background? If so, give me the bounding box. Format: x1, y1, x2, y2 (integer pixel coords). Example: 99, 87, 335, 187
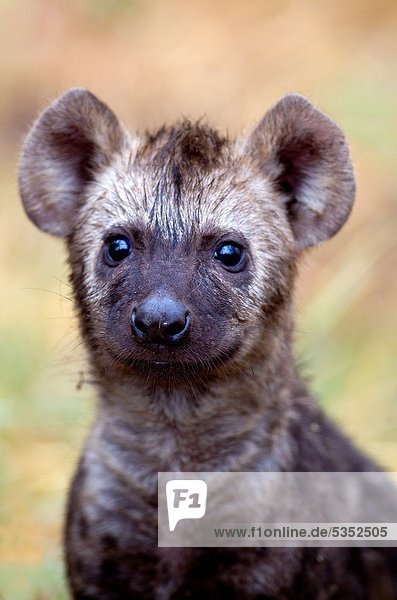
0, 0, 396, 597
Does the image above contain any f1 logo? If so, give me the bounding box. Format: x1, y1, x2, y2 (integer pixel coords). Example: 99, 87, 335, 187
166, 480, 207, 531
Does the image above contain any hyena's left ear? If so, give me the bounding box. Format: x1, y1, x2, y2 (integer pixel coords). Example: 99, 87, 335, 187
19, 88, 128, 237
246, 94, 356, 250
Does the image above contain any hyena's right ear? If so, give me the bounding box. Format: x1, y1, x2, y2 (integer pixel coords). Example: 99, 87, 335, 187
19, 88, 128, 237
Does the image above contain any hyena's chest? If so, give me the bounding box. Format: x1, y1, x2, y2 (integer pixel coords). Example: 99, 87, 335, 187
65, 457, 300, 600
65, 445, 283, 599
65, 447, 380, 600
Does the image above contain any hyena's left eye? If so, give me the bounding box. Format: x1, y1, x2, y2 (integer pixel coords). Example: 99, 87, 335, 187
104, 235, 132, 266
214, 242, 246, 272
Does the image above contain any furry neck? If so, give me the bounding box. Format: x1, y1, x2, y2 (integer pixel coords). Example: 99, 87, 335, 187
89, 322, 299, 473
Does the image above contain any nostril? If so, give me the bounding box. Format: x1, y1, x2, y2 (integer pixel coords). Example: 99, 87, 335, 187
163, 312, 191, 340
164, 323, 181, 337
131, 309, 149, 338
135, 318, 149, 336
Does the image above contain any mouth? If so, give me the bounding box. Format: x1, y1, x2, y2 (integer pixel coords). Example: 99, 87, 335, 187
151, 360, 174, 366
107, 342, 241, 377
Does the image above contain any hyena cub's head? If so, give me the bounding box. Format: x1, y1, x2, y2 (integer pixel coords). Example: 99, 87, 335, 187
19, 89, 355, 384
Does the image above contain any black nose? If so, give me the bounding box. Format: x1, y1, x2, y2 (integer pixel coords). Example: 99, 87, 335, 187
131, 292, 191, 344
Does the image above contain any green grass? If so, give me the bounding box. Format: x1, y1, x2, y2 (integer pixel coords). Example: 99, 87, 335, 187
0, 558, 69, 600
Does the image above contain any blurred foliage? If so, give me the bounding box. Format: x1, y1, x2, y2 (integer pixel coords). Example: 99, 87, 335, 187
0, 0, 396, 597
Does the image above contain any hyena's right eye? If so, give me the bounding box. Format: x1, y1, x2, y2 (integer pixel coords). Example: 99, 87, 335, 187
103, 235, 132, 266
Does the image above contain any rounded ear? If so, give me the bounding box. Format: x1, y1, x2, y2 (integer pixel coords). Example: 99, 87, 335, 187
246, 94, 356, 249
19, 88, 128, 237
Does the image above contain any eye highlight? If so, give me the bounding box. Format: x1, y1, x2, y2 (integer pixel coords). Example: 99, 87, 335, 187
214, 241, 246, 272
104, 235, 132, 266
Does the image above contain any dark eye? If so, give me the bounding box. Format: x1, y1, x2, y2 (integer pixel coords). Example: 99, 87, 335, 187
104, 235, 132, 266
214, 242, 245, 271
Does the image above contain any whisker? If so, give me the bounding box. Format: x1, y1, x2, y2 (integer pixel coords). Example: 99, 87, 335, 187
52, 275, 72, 288
21, 286, 75, 303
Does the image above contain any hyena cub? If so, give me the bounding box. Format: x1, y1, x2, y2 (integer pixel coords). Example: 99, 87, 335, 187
20, 90, 396, 599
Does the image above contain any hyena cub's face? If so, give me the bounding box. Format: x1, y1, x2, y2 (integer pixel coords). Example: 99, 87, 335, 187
19, 90, 355, 381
